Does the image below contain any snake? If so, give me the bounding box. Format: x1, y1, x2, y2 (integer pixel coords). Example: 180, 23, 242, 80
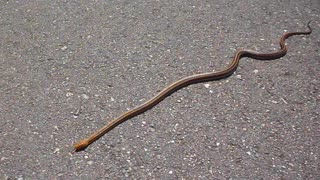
73, 21, 312, 152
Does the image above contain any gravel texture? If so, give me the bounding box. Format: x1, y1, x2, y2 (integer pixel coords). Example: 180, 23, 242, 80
1, 0, 320, 179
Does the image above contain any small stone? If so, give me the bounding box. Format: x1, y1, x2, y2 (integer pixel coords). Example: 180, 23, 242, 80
253, 69, 259, 74
1, 157, 9, 161
66, 92, 73, 97
61, 46, 68, 51
81, 94, 89, 99
204, 84, 210, 88
288, 163, 294, 167
271, 100, 278, 104
280, 98, 288, 104
169, 170, 173, 174
53, 148, 60, 154
236, 75, 242, 79
87, 161, 93, 165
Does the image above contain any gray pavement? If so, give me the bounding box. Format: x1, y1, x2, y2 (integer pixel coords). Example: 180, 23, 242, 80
1, 0, 320, 179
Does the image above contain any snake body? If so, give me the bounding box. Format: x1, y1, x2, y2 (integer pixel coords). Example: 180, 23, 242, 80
74, 21, 312, 152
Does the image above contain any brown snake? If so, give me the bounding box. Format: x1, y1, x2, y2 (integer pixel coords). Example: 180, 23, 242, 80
73, 21, 312, 152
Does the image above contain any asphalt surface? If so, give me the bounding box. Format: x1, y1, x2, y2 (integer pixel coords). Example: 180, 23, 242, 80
1, 0, 320, 179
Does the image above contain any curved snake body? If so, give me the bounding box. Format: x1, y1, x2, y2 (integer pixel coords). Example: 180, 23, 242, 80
74, 21, 312, 152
